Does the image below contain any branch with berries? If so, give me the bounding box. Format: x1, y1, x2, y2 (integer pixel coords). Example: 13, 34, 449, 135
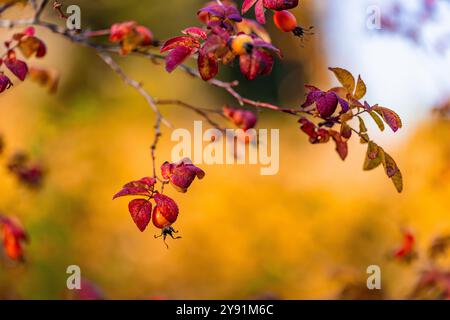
0, 0, 403, 252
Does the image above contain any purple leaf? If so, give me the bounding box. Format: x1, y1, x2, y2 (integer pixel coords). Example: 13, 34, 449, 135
316, 92, 338, 118
5, 58, 28, 81
165, 46, 195, 73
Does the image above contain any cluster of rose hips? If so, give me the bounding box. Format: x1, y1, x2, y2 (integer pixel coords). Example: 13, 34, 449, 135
113, 159, 204, 247
159, 0, 309, 81
243, 0, 312, 37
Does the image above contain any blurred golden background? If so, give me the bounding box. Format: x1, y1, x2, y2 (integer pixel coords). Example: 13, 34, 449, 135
1, 0, 450, 299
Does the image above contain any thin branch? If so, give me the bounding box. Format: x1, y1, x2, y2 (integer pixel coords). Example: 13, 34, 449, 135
97, 52, 171, 128
97, 52, 170, 178
0, 15, 304, 117
155, 99, 225, 130
150, 116, 162, 178
33, 0, 49, 21
0, 2, 15, 15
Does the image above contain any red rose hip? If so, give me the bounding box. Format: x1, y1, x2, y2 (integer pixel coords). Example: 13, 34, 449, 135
273, 10, 297, 32
273, 10, 313, 38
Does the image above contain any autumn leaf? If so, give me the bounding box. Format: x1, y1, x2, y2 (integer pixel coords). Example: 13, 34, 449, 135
329, 130, 348, 160
0, 73, 13, 93
18, 36, 46, 58
316, 91, 338, 118
373, 106, 402, 132
0, 215, 28, 261
161, 159, 205, 193
368, 111, 385, 131
329, 67, 355, 94
353, 75, 367, 100
113, 177, 156, 199
28, 66, 59, 93
363, 141, 383, 171
242, 0, 259, 14
5, 57, 28, 81
358, 116, 369, 143
198, 49, 219, 81
165, 46, 195, 73
182, 27, 207, 40
160, 36, 200, 53
393, 231, 415, 260
223, 106, 257, 130
381, 150, 403, 193
128, 199, 152, 232
340, 122, 352, 139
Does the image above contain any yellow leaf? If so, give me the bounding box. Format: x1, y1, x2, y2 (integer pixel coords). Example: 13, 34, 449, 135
363, 141, 383, 171
368, 111, 385, 131
354, 75, 367, 100
329, 67, 355, 94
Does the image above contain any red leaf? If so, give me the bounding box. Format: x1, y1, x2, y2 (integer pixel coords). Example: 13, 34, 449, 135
128, 199, 152, 232
223, 106, 258, 130
161, 159, 205, 193
165, 46, 195, 73
5, 58, 28, 81
109, 21, 136, 42
182, 27, 207, 40
255, 0, 266, 24
160, 36, 199, 53
198, 49, 219, 81
394, 231, 415, 259
0, 215, 28, 261
299, 117, 317, 139
263, 0, 299, 10
298, 117, 330, 144
113, 177, 156, 199
329, 130, 348, 160
242, 0, 259, 14
240, 49, 273, 80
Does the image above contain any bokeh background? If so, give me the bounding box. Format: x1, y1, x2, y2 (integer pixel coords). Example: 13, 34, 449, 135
1, 0, 450, 299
